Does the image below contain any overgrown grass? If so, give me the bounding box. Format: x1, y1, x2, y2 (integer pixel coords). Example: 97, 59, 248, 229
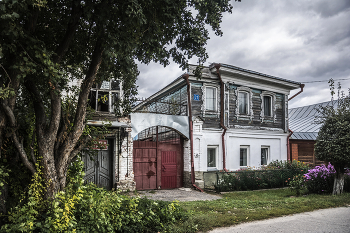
170, 189, 350, 232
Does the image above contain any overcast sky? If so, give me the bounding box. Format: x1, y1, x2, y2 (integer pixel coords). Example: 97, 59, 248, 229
136, 0, 350, 109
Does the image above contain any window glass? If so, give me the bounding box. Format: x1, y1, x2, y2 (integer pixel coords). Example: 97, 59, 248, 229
261, 147, 268, 165
207, 148, 216, 167
263, 96, 272, 116
239, 92, 248, 114
240, 147, 247, 166
97, 91, 109, 112
206, 87, 216, 111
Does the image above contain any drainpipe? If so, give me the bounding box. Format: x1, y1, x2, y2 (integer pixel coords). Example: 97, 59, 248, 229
214, 64, 228, 172
287, 129, 293, 161
288, 84, 305, 101
183, 74, 204, 192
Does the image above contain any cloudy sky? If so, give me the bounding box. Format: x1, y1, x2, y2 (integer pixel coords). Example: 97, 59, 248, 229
136, 0, 350, 109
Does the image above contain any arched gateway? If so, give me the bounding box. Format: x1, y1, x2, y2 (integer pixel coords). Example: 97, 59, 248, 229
133, 125, 185, 190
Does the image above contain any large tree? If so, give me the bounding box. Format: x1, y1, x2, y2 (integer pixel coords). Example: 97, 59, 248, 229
315, 82, 350, 195
0, 0, 238, 200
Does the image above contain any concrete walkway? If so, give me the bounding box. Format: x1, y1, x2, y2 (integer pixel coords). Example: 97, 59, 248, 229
136, 188, 222, 202
209, 207, 350, 233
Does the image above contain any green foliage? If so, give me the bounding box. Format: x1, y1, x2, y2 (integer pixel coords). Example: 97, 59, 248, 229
0, 164, 9, 196
216, 160, 309, 192
2, 160, 191, 232
315, 84, 350, 170
288, 174, 306, 196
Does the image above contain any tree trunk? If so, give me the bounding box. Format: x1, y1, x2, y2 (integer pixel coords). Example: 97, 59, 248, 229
332, 172, 344, 195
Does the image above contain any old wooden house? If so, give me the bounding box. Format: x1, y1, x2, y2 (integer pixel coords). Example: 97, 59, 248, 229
70, 78, 135, 191
132, 63, 303, 189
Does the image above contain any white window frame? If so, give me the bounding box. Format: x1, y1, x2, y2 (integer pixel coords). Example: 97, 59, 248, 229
235, 86, 253, 120
240, 145, 250, 167
89, 79, 121, 113
202, 84, 220, 117
260, 91, 276, 122
207, 145, 218, 170
224, 91, 229, 127
205, 86, 217, 111
261, 146, 270, 166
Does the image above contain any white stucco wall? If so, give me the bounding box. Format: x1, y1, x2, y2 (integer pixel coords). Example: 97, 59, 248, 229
191, 128, 288, 172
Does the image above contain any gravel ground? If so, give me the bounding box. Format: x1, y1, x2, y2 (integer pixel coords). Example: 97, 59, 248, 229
133, 188, 222, 202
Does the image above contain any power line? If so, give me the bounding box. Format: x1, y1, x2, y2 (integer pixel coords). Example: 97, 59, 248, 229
303, 78, 350, 83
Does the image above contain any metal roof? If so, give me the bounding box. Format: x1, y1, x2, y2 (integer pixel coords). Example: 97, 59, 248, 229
219, 63, 302, 86
288, 100, 338, 140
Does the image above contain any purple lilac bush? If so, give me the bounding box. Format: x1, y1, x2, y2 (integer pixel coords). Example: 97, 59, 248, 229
304, 164, 336, 194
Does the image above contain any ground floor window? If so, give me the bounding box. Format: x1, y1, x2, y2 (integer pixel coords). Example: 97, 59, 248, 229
207, 146, 217, 169
261, 146, 269, 165
240, 146, 249, 167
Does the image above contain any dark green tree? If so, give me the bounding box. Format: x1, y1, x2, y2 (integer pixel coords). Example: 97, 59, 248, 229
315, 81, 350, 195
0, 0, 240, 201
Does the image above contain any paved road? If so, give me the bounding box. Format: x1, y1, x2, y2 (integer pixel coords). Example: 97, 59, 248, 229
209, 207, 350, 233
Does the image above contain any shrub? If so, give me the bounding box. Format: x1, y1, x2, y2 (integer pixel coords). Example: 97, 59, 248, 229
1, 159, 192, 232
304, 164, 335, 194
288, 174, 306, 196
216, 160, 309, 192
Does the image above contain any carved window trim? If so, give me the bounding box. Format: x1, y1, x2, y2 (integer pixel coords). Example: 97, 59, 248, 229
260, 91, 276, 122
201, 84, 220, 117
235, 86, 253, 121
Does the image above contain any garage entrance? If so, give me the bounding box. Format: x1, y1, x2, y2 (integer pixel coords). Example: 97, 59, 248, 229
133, 126, 183, 190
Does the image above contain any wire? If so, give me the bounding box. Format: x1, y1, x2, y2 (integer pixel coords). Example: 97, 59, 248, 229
303, 78, 350, 83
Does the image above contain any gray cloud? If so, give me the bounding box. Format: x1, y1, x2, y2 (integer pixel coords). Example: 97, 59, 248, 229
136, 0, 350, 109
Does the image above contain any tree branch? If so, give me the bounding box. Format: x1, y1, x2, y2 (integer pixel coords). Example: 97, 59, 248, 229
52, 0, 83, 64
24, 78, 47, 130
1, 101, 36, 174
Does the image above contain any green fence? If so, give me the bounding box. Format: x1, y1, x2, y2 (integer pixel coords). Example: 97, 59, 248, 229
204, 169, 308, 192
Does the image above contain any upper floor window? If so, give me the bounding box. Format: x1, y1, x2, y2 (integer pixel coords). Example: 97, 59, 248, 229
235, 86, 253, 120
239, 92, 249, 115
88, 79, 121, 113
263, 96, 272, 116
260, 91, 276, 121
205, 87, 217, 111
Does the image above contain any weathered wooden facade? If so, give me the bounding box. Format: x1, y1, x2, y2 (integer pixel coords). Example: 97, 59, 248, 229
133, 63, 302, 189
81, 79, 135, 191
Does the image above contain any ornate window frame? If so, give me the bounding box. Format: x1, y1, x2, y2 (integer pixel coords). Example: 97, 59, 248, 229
201, 84, 220, 117
235, 86, 253, 121
260, 91, 276, 122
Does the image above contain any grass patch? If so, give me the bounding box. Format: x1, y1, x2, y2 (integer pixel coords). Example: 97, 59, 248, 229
171, 189, 350, 232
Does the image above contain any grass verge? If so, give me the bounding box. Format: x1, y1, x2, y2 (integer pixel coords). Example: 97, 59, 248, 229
169, 189, 350, 232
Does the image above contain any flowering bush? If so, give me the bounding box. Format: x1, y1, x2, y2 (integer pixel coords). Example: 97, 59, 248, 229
304, 163, 335, 194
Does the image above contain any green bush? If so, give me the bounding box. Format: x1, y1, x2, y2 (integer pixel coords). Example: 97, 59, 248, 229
216, 160, 309, 192
1, 158, 191, 232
